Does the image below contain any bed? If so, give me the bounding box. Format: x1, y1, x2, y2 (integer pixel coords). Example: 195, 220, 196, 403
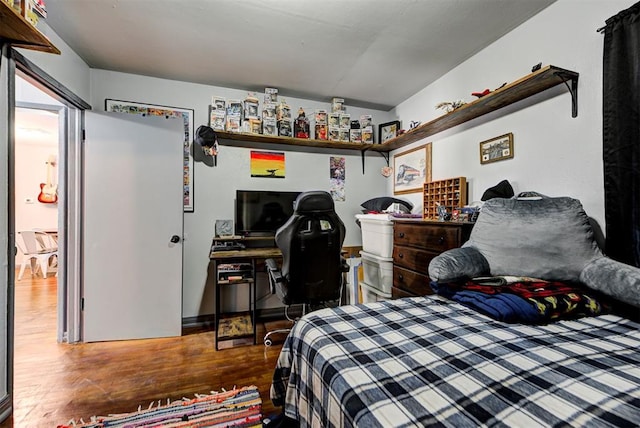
271, 295, 640, 427
272, 197, 640, 427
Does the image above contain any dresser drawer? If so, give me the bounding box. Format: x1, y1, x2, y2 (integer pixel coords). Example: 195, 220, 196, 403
394, 223, 461, 252
392, 286, 416, 299
393, 266, 433, 296
393, 245, 438, 274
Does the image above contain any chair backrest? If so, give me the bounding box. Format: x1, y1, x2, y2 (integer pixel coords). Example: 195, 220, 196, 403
17, 231, 56, 255
275, 191, 346, 305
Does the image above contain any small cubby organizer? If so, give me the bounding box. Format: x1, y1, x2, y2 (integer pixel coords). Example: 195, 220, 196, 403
423, 177, 467, 220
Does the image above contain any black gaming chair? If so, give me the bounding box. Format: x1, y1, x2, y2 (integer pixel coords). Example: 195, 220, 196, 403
263, 190, 349, 346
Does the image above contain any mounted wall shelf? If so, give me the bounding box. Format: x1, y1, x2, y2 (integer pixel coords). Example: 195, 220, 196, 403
215, 130, 373, 151
214, 65, 578, 171
0, 1, 60, 54
370, 65, 578, 152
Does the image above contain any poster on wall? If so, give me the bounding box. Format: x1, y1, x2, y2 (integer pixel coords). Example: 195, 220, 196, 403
105, 99, 195, 212
330, 156, 346, 201
250, 150, 285, 178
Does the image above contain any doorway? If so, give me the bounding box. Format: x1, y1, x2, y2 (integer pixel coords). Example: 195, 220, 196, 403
14, 78, 66, 343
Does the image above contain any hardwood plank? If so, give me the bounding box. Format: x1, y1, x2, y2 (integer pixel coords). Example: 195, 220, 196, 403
8, 272, 289, 427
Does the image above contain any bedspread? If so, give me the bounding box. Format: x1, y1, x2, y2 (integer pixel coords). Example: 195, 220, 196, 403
271, 296, 640, 427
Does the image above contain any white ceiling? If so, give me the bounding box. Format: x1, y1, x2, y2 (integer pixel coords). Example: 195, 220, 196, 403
44, 0, 556, 111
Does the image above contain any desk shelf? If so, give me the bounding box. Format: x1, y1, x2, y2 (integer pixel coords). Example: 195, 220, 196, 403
211, 245, 283, 350
213, 257, 256, 350
216, 312, 255, 341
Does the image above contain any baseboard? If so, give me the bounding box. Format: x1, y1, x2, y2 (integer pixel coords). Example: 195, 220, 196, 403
181, 308, 294, 333
181, 314, 215, 334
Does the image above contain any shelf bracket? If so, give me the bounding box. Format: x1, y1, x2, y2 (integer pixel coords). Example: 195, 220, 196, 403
360, 148, 389, 174
555, 71, 578, 118
378, 151, 390, 167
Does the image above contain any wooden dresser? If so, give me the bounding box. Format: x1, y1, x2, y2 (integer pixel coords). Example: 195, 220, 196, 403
392, 220, 473, 298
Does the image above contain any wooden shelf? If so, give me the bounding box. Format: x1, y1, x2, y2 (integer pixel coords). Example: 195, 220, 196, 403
215, 130, 373, 151
213, 65, 577, 159
371, 65, 578, 152
0, 1, 60, 54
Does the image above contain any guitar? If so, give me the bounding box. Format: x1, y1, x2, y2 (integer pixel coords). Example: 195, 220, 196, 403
37, 156, 58, 204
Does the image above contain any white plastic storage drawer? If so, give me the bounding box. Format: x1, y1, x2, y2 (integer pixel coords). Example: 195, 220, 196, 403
356, 214, 394, 258
360, 280, 392, 303
359, 250, 393, 294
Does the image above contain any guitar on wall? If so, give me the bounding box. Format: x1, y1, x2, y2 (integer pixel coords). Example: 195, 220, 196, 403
37, 155, 58, 204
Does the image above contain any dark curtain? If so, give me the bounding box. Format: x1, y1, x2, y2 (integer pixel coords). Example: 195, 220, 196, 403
603, 1, 640, 267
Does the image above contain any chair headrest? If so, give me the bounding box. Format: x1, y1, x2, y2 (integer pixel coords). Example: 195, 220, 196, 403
294, 191, 335, 214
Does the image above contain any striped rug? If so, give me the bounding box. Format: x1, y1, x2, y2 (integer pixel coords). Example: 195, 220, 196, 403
58, 385, 262, 427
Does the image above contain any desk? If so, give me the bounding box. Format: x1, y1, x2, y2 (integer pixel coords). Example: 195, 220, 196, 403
210, 247, 281, 350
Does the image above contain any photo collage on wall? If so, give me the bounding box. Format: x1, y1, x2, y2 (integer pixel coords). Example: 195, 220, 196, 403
105, 99, 195, 212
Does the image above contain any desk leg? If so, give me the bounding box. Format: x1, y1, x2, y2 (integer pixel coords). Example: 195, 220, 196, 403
213, 259, 220, 351
251, 259, 257, 345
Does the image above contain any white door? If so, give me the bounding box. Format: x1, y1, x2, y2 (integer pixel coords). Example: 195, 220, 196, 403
83, 112, 183, 341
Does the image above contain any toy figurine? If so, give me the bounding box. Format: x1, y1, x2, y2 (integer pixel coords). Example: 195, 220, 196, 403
435, 100, 466, 113
294, 108, 310, 139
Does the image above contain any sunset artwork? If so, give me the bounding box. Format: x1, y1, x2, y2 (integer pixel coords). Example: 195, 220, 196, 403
250, 150, 285, 178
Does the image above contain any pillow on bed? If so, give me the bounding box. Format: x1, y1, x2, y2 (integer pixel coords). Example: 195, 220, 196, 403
361, 197, 413, 213
464, 197, 602, 282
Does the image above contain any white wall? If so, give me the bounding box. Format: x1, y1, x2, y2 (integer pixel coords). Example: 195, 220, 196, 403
90, 70, 393, 316
14, 116, 59, 232
391, 0, 631, 233
16, 21, 91, 104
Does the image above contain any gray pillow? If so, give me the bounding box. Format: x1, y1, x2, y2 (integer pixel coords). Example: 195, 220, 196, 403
464, 197, 602, 281
580, 257, 640, 308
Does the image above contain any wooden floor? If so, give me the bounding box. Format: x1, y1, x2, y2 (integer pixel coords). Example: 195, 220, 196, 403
7, 273, 289, 427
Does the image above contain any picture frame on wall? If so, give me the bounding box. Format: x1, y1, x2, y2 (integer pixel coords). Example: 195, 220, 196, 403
393, 142, 432, 195
479, 132, 514, 165
378, 120, 401, 144
105, 99, 195, 212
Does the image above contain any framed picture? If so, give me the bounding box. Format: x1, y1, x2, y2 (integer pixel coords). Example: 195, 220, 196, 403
105, 99, 195, 212
393, 142, 432, 195
379, 120, 400, 144
480, 132, 514, 165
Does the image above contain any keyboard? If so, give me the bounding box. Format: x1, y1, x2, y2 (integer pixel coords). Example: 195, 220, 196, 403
212, 242, 246, 252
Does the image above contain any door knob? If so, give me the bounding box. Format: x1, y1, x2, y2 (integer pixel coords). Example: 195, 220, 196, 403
170, 235, 180, 243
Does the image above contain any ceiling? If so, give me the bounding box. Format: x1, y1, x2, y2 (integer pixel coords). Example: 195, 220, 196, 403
44, 0, 556, 111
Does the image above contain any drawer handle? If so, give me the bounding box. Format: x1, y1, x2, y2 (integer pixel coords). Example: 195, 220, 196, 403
399, 232, 405, 238
398, 274, 404, 281
398, 253, 404, 258
438, 236, 445, 244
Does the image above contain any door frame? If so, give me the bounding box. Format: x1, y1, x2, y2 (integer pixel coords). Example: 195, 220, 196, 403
11, 50, 90, 345
15, 102, 67, 342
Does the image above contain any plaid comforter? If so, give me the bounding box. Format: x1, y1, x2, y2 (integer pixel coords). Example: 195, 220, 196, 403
271, 296, 640, 427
